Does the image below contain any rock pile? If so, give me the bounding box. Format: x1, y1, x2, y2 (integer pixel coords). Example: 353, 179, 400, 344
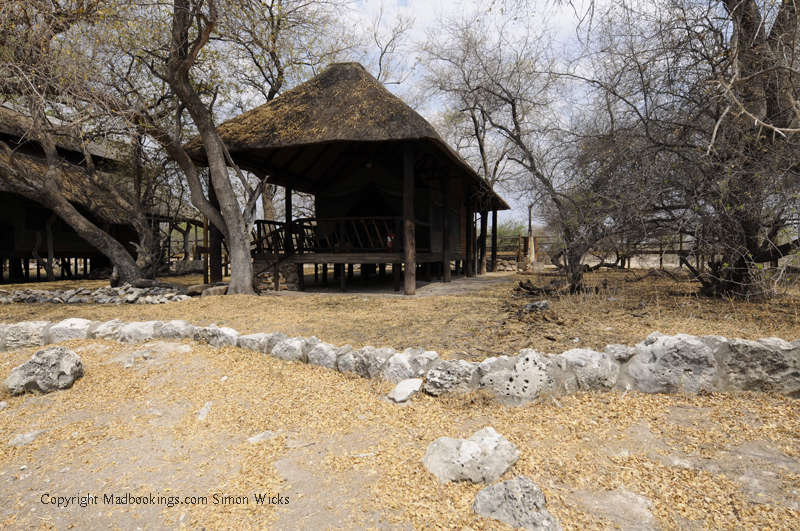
255, 263, 299, 292
1, 317, 798, 402
0, 284, 191, 305
494, 259, 521, 272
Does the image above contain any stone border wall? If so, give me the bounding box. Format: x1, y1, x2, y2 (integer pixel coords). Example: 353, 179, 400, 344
1, 319, 798, 400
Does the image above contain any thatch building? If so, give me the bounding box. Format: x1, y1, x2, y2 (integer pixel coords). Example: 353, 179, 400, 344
0, 105, 138, 281
188, 62, 509, 294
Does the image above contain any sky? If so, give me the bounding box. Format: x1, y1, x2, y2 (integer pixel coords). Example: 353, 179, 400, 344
344, 0, 593, 225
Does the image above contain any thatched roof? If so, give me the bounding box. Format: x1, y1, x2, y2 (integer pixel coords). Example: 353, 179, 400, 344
187, 62, 508, 210
0, 149, 130, 224
0, 105, 114, 162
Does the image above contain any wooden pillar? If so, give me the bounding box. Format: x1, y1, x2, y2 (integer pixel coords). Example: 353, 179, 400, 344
491, 209, 498, 272
322, 263, 328, 286
465, 190, 474, 277
403, 142, 416, 295
379, 263, 386, 281
442, 174, 452, 283
203, 216, 209, 284
479, 207, 488, 275
424, 262, 432, 282
341, 263, 347, 292
297, 264, 305, 291
285, 186, 293, 254
314, 264, 319, 282
208, 182, 223, 283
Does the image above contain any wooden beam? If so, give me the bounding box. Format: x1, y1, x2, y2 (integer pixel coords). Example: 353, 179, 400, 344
403, 142, 416, 295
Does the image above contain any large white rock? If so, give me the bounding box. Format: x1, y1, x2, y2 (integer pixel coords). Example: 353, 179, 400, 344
338, 346, 394, 379
159, 320, 198, 340
703, 336, 800, 396
473, 476, 562, 531
388, 378, 423, 403
422, 427, 520, 484
118, 321, 163, 343
3, 346, 84, 395
209, 327, 240, 347
624, 333, 716, 393
556, 348, 620, 390
382, 351, 415, 383
307, 342, 342, 369
424, 360, 479, 396
238, 333, 272, 352
1, 321, 52, 351
48, 318, 93, 343
89, 319, 124, 341
482, 350, 552, 403
271, 336, 320, 363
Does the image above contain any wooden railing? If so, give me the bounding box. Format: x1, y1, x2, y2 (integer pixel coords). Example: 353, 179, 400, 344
252, 217, 435, 266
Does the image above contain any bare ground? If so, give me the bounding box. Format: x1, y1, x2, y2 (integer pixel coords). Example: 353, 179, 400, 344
0, 268, 799, 530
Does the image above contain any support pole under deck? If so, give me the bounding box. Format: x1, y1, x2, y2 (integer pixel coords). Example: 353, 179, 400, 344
403, 142, 416, 295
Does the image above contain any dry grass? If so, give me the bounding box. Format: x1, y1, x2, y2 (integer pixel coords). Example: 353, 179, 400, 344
2, 268, 799, 360
1, 268, 799, 530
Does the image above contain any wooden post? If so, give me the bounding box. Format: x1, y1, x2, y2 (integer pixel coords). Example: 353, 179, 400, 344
297, 264, 305, 291
491, 209, 498, 272
285, 186, 293, 254
322, 263, 328, 286
403, 142, 416, 295
208, 181, 223, 283
465, 191, 473, 277
479, 207, 488, 275
314, 264, 319, 282
203, 216, 209, 284
36, 260, 41, 280
442, 174, 451, 283
379, 263, 386, 281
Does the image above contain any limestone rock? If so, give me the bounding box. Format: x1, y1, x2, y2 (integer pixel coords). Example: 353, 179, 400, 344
118, 321, 163, 343
422, 427, 520, 484
201, 285, 228, 297
388, 378, 423, 403
556, 349, 619, 390
307, 342, 342, 369
1, 321, 51, 351
187, 283, 216, 296
271, 336, 321, 363
382, 351, 415, 383
90, 319, 124, 340
473, 476, 561, 531
159, 320, 198, 340
623, 333, 716, 393
605, 343, 637, 362
49, 318, 93, 343
263, 332, 289, 353
424, 360, 479, 396
485, 350, 552, 403
3, 346, 84, 395
406, 348, 441, 377
704, 336, 800, 396
9, 429, 47, 447
338, 346, 394, 379
209, 327, 240, 347
477, 356, 518, 389
237, 333, 272, 352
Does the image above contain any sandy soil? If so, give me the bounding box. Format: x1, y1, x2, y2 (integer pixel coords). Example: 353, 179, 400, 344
0, 268, 799, 530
